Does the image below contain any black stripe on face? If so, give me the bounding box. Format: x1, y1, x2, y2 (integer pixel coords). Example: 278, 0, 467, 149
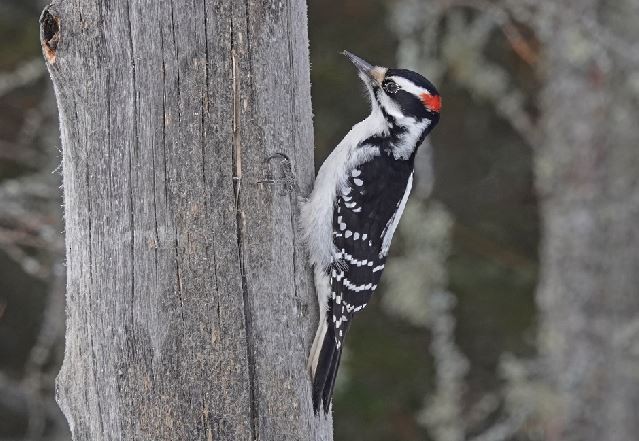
393, 90, 431, 119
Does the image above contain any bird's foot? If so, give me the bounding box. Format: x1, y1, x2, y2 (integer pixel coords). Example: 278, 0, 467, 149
330, 257, 348, 273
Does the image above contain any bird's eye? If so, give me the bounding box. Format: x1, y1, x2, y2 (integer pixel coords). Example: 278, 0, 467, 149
383, 80, 399, 95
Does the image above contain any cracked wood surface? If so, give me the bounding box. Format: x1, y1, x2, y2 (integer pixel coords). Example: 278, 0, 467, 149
41, 0, 332, 439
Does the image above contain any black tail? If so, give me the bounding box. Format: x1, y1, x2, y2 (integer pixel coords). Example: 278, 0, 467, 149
312, 323, 349, 414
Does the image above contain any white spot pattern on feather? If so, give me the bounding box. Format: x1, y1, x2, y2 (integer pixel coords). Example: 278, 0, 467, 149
343, 278, 373, 292
341, 252, 370, 267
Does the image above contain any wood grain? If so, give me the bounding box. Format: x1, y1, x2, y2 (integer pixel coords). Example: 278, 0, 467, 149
41, 0, 332, 439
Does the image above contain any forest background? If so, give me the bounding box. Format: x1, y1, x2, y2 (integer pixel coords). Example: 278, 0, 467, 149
1, 0, 638, 440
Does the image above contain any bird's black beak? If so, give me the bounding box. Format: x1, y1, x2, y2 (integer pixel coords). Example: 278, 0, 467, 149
342, 50, 387, 86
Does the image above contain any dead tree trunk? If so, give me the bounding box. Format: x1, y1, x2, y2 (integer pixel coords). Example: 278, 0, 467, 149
535, 1, 639, 440
40, 0, 331, 439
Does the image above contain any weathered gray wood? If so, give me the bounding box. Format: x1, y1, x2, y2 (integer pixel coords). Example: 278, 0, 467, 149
535, 1, 639, 439
40, 0, 332, 439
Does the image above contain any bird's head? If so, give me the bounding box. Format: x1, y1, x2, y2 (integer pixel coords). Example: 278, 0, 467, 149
343, 50, 441, 128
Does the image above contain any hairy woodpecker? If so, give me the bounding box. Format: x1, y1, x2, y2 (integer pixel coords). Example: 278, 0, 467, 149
301, 51, 441, 413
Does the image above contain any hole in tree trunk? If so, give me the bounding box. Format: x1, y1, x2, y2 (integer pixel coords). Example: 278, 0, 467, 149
40, 10, 60, 64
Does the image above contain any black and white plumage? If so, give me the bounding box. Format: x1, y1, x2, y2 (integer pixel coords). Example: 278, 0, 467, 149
301, 51, 441, 413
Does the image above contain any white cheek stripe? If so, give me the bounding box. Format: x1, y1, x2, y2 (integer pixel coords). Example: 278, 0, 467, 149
377, 92, 404, 120
392, 119, 430, 160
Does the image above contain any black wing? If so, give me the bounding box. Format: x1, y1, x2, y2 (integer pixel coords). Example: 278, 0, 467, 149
329, 154, 414, 346
312, 153, 415, 413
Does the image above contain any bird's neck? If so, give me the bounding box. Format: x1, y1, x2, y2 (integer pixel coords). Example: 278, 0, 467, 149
363, 109, 431, 160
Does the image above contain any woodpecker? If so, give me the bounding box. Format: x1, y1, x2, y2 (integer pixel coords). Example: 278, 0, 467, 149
301, 51, 441, 413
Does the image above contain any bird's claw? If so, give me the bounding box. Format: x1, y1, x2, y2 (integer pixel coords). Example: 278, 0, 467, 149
330, 258, 349, 273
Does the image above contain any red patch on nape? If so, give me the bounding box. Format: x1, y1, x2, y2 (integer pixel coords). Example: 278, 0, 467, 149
420, 93, 442, 113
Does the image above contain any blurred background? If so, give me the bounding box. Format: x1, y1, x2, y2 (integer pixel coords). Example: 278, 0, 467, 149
2, 0, 638, 440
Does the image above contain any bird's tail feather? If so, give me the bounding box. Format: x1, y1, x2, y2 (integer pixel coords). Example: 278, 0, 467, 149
311, 321, 349, 413
308, 317, 327, 376
321, 341, 343, 413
